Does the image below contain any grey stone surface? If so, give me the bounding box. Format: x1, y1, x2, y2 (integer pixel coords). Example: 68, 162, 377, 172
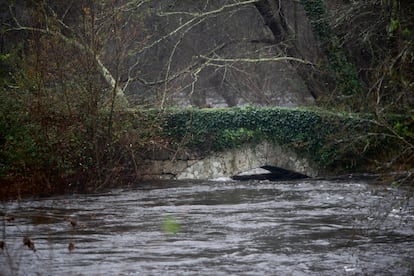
139, 141, 318, 180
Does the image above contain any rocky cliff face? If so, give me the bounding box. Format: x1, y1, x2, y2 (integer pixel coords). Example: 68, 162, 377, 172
118, 0, 321, 108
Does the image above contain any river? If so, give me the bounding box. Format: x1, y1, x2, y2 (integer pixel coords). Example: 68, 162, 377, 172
1, 178, 413, 275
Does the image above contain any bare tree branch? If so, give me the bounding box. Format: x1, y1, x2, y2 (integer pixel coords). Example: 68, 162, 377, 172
136, 0, 259, 56
6, 18, 128, 107
199, 55, 313, 65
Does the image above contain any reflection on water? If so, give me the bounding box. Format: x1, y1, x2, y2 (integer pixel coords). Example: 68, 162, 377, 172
1, 179, 414, 275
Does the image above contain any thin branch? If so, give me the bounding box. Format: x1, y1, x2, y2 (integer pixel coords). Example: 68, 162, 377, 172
126, 42, 228, 88
158, 0, 259, 17
199, 55, 313, 65
160, 14, 209, 108
133, 0, 259, 56
126, 0, 260, 90
7, 25, 127, 106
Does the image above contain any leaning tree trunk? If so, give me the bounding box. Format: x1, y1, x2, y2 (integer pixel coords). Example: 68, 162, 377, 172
253, 0, 328, 100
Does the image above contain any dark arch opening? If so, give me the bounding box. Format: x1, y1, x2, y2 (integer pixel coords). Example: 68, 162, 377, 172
232, 165, 309, 181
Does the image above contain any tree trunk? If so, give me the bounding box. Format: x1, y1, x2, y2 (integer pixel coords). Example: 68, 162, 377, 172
253, 0, 327, 99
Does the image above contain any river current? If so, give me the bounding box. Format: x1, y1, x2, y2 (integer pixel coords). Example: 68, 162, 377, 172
1, 178, 414, 275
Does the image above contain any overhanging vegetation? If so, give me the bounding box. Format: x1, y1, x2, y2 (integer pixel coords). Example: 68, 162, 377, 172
132, 107, 405, 173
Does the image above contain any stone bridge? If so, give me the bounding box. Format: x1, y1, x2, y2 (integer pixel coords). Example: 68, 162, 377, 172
138, 141, 319, 181
131, 107, 375, 181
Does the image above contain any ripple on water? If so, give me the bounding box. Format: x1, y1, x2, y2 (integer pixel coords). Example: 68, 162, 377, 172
1, 179, 413, 275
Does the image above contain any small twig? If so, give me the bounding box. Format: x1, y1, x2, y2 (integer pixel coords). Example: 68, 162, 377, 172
199, 55, 313, 65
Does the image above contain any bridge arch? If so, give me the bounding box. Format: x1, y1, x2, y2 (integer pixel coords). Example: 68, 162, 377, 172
176, 141, 319, 180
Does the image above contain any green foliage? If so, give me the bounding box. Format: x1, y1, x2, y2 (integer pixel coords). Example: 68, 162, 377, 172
0, 41, 135, 193
390, 116, 414, 141
401, 28, 411, 38
216, 128, 255, 149
394, 122, 411, 137
300, 0, 363, 101
0, 101, 40, 177
328, 1, 414, 114
155, 107, 383, 171
0, 50, 40, 177
387, 18, 400, 35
